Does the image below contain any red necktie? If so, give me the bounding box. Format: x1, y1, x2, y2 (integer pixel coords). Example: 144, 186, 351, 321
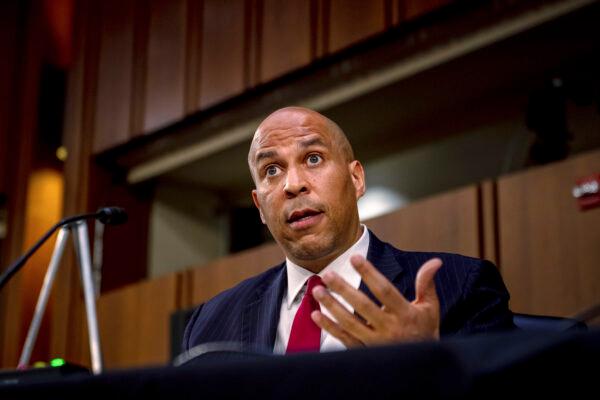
286, 275, 325, 354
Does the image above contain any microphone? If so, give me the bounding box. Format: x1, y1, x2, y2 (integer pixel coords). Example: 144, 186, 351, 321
0, 207, 127, 291
96, 207, 128, 225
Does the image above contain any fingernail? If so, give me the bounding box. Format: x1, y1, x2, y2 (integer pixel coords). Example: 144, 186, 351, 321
313, 286, 325, 298
350, 255, 364, 266
311, 311, 321, 323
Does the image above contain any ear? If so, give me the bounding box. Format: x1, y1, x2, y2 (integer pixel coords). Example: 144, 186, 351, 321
348, 160, 366, 199
251, 189, 266, 224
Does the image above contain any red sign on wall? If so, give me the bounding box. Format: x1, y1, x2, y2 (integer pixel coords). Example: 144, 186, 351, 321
573, 174, 600, 211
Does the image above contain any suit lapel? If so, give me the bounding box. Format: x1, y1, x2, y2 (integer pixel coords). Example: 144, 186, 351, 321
241, 263, 287, 352
360, 230, 406, 306
240, 231, 406, 350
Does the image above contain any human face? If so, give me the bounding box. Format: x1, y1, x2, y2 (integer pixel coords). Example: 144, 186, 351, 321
250, 110, 365, 272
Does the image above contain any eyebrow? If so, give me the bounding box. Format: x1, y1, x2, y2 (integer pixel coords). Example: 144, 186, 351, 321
255, 150, 277, 164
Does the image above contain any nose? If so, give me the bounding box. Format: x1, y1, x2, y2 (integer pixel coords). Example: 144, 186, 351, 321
284, 166, 309, 198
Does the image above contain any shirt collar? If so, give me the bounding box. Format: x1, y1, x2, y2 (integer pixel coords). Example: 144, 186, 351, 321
285, 225, 370, 309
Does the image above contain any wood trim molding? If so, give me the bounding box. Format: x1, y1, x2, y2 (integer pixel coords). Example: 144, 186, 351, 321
130, 0, 149, 138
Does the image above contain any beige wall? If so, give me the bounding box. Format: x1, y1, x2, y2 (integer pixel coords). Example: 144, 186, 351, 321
148, 182, 228, 278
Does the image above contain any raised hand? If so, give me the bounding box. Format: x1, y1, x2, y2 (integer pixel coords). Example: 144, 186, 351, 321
311, 255, 442, 347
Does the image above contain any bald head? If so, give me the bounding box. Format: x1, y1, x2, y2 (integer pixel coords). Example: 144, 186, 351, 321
248, 107, 354, 182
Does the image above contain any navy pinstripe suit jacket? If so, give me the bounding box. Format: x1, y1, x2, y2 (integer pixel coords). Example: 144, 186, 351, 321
182, 230, 515, 353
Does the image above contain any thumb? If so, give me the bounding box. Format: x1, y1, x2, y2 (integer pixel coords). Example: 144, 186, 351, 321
415, 258, 443, 304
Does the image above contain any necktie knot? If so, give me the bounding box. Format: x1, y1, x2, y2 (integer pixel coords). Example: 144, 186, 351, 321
305, 274, 324, 305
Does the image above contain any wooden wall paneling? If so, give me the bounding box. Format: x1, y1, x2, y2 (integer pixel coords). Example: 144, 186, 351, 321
92, 0, 136, 153
0, 0, 25, 369
0, 12, 16, 360
314, 0, 329, 58
384, 0, 395, 27
401, 0, 453, 22
389, 0, 400, 26
328, 0, 386, 54
137, 273, 180, 366
260, 0, 312, 82
480, 180, 499, 266
366, 185, 481, 259
0, 1, 44, 368
0, 0, 21, 261
98, 280, 141, 367
178, 269, 195, 309
189, 242, 283, 306
129, 0, 150, 138
498, 149, 600, 318
0, 1, 19, 196
248, 0, 262, 88
99, 273, 179, 368
184, 0, 202, 115
143, 0, 187, 133
197, 0, 247, 109
139, 273, 182, 364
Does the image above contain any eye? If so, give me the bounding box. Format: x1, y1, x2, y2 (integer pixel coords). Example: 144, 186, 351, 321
307, 154, 322, 166
265, 165, 280, 177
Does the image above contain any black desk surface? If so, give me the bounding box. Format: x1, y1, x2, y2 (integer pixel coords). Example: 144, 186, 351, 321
1, 329, 598, 399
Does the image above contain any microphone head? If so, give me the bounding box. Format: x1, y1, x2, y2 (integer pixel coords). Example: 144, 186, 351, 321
96, 207, 128, 225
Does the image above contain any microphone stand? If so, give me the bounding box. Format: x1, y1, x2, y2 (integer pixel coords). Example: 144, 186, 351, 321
17, 220, 102, 375
2, 208, 125, 375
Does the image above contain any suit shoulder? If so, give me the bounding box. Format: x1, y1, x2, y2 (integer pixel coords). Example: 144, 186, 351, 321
369, 232, 490, 276
387, 245, 503, 294
390, 245, 490, 273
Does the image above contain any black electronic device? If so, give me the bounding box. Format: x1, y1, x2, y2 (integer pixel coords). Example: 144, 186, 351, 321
0, 362, 90, 386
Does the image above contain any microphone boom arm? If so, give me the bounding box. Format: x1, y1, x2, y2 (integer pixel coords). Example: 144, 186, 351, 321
0, 212, 97, 291
0, 207, 125, 291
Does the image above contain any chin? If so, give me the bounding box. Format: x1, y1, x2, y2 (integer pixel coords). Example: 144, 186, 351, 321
285, 231, 337, 262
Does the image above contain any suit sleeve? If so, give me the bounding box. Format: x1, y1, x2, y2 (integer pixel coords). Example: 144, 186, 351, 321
443, 260, 516, 335
182, 303, 204, 352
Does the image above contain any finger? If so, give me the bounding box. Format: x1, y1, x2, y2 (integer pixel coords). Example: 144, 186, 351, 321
311, 311, 364, 348
350, 255, 409, 313
321, 271, 387, 329
312, 286, 375, 341
414, 258, 443, 304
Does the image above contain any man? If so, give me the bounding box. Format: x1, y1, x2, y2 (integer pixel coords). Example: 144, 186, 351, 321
183, 106, 514, 354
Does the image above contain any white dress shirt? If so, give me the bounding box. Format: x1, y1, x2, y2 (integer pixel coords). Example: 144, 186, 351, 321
273, 225, 370, 354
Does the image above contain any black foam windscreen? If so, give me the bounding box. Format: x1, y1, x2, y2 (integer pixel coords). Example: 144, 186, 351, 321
96, 207, 128, 225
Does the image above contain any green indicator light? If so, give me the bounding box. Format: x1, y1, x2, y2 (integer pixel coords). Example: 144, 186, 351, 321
50, 358, 65, 367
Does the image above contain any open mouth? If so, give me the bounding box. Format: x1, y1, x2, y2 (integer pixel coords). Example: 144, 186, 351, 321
287, 209, 323, 225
